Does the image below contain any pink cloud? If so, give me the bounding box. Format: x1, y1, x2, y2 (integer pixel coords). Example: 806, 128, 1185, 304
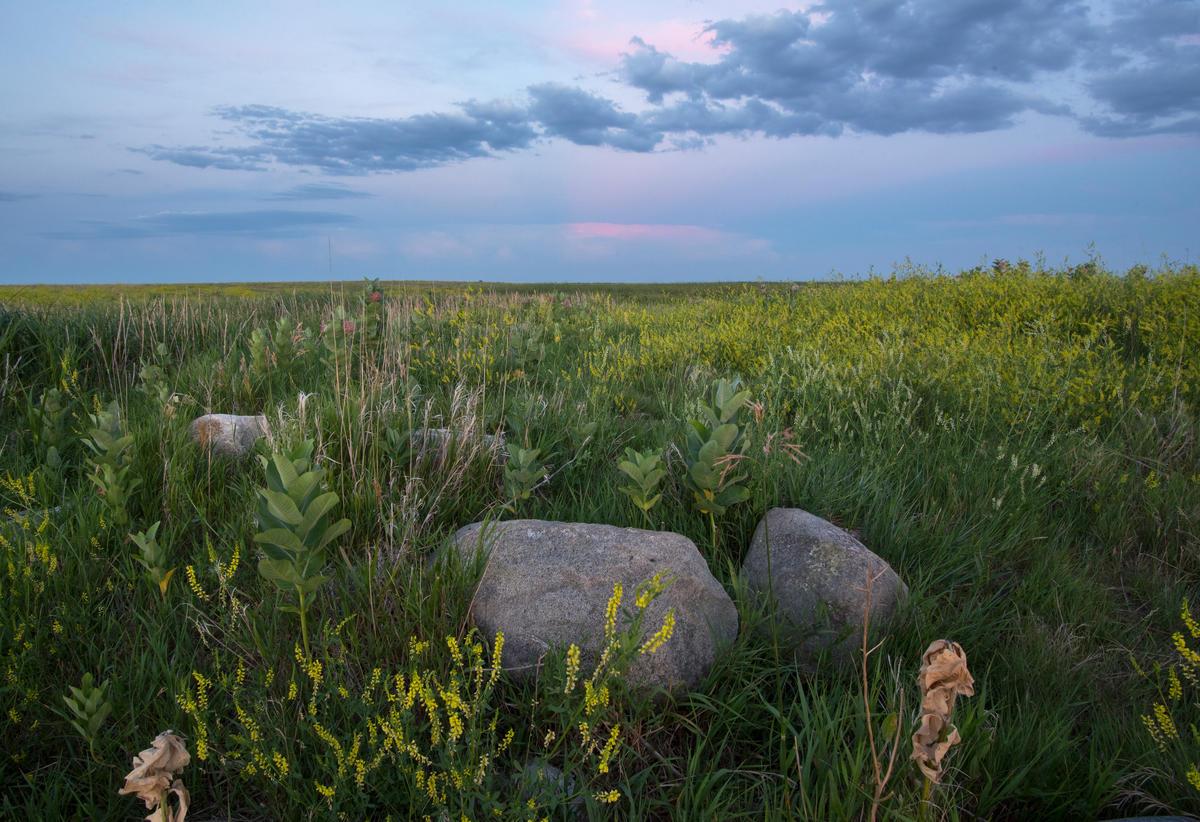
566, 221, 727, 241
564, 222, 777, 261
556, 19, 729, 66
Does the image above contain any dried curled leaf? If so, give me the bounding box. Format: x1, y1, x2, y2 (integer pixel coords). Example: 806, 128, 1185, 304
911, 640, 974, 784
918, 639, 975, 715
119, 731, 191, 822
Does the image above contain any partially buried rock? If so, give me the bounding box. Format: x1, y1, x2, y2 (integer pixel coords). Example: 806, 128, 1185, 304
189, 414, 268, 458
412, 427, 505, 457
514, 761, 581, 814
449, 520, 738, 691
742, 508, 907, 665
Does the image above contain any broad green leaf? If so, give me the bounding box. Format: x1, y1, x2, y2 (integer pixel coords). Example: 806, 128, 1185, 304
261, 488, 304, 526
711, 423, 739, 451
254, 527, 305, 556
314, 517, 351, 553
297, 491, 341, 541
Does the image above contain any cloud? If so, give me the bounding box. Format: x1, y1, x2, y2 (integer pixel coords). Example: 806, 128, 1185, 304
132, 145, 269, 171
620, 0, 1200, 139
0, 191, 37, 202
526, 84, 659, 151
136, 1, 1200, 176
152, 102, 541, 175
566, 222, 728, 241
267, 183, 373, 200
46, 209, 355, 239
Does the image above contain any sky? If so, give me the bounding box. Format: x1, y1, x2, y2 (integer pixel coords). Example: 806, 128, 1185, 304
1, 0, 1198, 284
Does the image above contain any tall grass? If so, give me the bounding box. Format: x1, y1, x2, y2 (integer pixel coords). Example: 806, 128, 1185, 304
0, 261, 1198, 818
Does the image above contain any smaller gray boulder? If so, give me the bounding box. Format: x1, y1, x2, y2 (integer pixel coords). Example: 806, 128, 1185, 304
514, 761, 581, 814
450, 520, 738, 691
742, 508, 907, 665
412, 427, 505, 458
189, 414, 268, 458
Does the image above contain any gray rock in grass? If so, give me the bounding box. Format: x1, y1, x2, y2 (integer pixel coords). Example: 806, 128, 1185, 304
450, 520, 737, 691
412, 427, 505, 457
189, 413, 268, 458
742, 508, 908, 665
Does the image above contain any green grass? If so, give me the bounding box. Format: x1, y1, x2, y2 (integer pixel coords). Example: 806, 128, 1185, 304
1, 263, 1198, 819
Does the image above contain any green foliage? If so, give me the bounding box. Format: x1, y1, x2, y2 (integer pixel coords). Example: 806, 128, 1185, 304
507, 322, 547, 370
361, 277, 386, 345
137, 342, 176, 412
382, 423, 414, 468
83, 400, 140, 526
254, 440, 350, 655
128, 521, 175, 599
682, 377, 752, 519
2, 269, 1200, 819
616, 447, 666, 523
322, 305, 357, 365
502, 445, 547, 507
61, 673, 112, 759
248, 315, 318, 390
27, 387, 73, 485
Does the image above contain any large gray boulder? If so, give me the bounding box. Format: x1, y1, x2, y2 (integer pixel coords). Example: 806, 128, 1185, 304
450, 520, 737, 691
742, 508, 907, 664
189, 414, 268, 458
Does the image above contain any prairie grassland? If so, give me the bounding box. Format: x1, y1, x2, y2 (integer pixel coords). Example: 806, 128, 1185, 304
1, 262, 1199, 820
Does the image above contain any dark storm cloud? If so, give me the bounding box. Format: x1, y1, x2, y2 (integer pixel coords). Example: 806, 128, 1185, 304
267, 183, 373, 201
619, 0, 1198, 139
526, 83, 661, 151
45, 209, 355, 239
137, 0, 1200, 176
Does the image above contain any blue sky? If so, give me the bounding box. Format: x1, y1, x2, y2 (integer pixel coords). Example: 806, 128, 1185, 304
1, 0, 1197, 283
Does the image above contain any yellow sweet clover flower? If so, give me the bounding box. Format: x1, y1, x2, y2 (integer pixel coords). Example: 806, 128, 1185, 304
1174, 632, 1200, 671
1184, 599, 1200, 640
604, 583, 623, 641
185, 565, 208, 601
595, 789, 620, 804
1169, 667, 1183, 702
1154, 703, 1179, 740
564, 644, 581, 694
315, 782, 335, 799
597, 724, 620, 774
1188, 763, 1200, 793
446, 636, 464, 666
1142, 712, 1166, 751
639, 609, 676, 656
489, 631, 505, 686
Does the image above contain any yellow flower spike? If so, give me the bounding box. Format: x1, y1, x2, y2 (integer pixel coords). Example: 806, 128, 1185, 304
604, 583, 623, 641
564, 644, 581, 694
639, 608, 676, 655
185, 565, 209, 601
595, 789, 620, 804
1183, 599, 1200, 640
597, 724, 620, 774
1187, 764, 1200, 793
488, 631, 505, 686
1154, 703, 1179, 740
